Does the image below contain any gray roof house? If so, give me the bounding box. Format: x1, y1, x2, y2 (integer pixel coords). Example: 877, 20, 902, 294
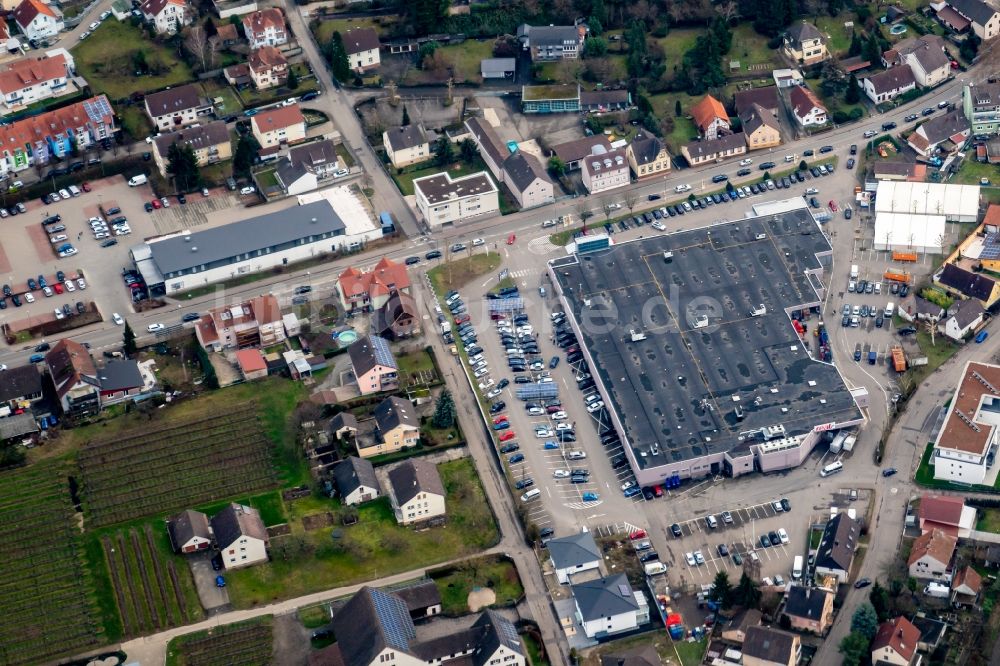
374, 396, 419, 437
388, 459, 444, 506
743, 626, 800, 666
392, 579, 443, 620
210, 503, 269, 569
481, 57, 515, 79
548, 530, 602, 584
98, 359, 144, 405
502, 151, 554, 209
907, 109, 970, 156
329, 411, 359, 439
332, 456, 380, 505
571, 573, 649, 639
815, 513, 859, 583
0, 364, 42, 412
167, 509, 212, 554
276, 139, 342, 194
383, 124, 434, 169
517, 24, 584, 61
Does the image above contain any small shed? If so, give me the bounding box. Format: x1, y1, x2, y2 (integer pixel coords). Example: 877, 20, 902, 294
481, 58, 515, 79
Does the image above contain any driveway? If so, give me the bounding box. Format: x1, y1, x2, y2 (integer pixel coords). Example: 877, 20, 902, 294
188, 552, 230, 612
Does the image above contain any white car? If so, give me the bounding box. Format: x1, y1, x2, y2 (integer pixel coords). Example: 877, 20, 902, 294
88, 21, 100, 30
112, 313, 124, 325
50, 234, 67, 243
685, 552, 696, 566
693, 550, 705, 565
49, 192, 60, 202
805, 187, 818, 195
240, 186, 256, 195
477, 378, 494, 390
472, 238, 485, 247
54, 308, 64, 320
64, 281, 75, 292
777, 528, 789, 544
517, 325, 533, 335
58, 248, 77, 257
473, 367, 489, 378
553, 469, 570, 478
651, 221, 666, 231
551, 411, 568, 420
567, 450, 586, 460
160, 197, 170, 208
534, 428, 553, 438
527, 406, 544, 416
555, 423, 573, 431
76, 278, 86, 290
100, 10, 111, 19
486, 388, 502, 398
281, 97, 298, 107
42, 286, 53, 297
23, 293, 34, 303
621, 480, 636, 491
58, 188, 70, 199
674, 184, 692, 193
94, 233, 109, 240
0, 364, 6, 371
114, 228, 131, 236
740, 158, 753, 166
78, 31, 90, 40
333, 169, 349, 178
586, 401, 604, 413
147, 323, 165, 332
539, 376, 554, 383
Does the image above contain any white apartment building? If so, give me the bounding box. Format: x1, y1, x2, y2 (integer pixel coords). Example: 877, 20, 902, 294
413, 171, 499, 227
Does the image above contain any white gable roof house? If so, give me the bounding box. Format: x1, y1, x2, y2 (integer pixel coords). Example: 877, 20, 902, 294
548, 530, 602, 584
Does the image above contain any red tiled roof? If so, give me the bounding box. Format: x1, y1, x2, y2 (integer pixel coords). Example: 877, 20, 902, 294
235, 348, 267, 373
242, 7, 284, 37
0, 95, 114, 157
0, 17, 10, 42
0, 52, 68, 95
953, 565, 982, 595
251, 104, 304, 134
936, 361, 1000, 455
918, 494, 965, 527
140, 0, 184, 18
690, 94, 729, 132
13, 0, 57, 29
872, 617, 919, 662
908, 528, 957, 568
790, 85, 826, 119
249, 45, 287, 73
339, 257, 411, 301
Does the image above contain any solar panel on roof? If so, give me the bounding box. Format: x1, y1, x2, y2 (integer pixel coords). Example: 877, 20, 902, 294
495, 614, 520, 646
981, 233, 1000, 260
618, 583, 630, 596
370, 588, 415, 650
370, 335, 396, 368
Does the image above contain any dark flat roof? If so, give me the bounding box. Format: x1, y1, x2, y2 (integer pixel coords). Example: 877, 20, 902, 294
550, 208, 860, 467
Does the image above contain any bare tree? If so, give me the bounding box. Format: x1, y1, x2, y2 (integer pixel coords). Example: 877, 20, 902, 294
575, 200, 594, 232
622, 189, 638, 214
599, 196, 614, 220
715, 0, 740, 22
184, 25, 209, 72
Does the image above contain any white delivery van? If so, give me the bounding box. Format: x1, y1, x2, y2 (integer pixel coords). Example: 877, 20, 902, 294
644, 562, 667, 575
68, 185, 81, 197
792, 555, 803, 580
128, 174, 147, 187
820, 460, 844, 477
521, 488, 541, 502
885, 302, 895, 318
924, 582, 950, 598
850, 264, 859, 280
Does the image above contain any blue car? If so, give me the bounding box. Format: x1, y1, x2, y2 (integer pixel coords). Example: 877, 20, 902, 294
29, 353, 44, 363
47, 415, 57, 427
493, 421, 510, 431
623, 486, 642, 498
582, 492, 599, 501
215, 575, 226, 587
508, 453, 524, 464
543, 441, 559, 450
976, 330, 989, 343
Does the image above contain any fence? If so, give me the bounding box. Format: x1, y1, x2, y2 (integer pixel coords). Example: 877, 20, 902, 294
62, 0, 103, 28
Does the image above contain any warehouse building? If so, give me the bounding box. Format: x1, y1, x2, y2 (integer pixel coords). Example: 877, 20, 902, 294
873, 212, 947, 254
132, 200, 348, 295
874, 181, 980, 223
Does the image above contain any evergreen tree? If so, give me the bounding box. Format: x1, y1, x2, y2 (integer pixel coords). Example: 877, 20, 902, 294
839, 632, 870, 666
587, 17, 603, 36
459, 138, 477, 163
432, 389, 456, 428
547, 156, 566, 176
404, 0, 450, 37
711, 17, 733, 54
863, 31, 883, 67
961, 34, 980, 61
846, 74, 861, 104
433, 137, 455, 166
123, 321, 137, 356
589, 0, 607, 28
625, 20, 647, 78
286, 68, 299, 90
328, 31, 351, 82
675, 99, 682, 117
167, 143, 200, 192
869, 582, 890, 622
233, 134, 261, 179
848, 30, 862, 57
709, 571, 734, 609
734, 573, 761, 607
204, 16, 216, 38
401, 104, 410, 127
850, 603, 879, 640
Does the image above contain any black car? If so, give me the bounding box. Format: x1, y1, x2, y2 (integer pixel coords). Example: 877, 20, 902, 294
819, 145, 833, 153
182, 312, 200, 322
759, 161, 775, 170
425, 250, 442, 260
768, 531, 780, 546
2, 284, 10, 297
921, 107, 935, 116
211, 554, 223, 571
781, 177, 791, 188
405, 256, 420, 265
780, 498, 791, 512
639, 551, 659, 563
500, 443, 519, 455
882, 121, 897, 131
810, 197, 820, 208
101, 238, 118, 247
651, 208, 662, 219
810, 167, 821, 177
760, 534, 771, 548
0, 299, 6, 310
737, 168, 751, 177
803, 149, 814, 156
62, 304, 72, 317
670, 523, 682, 537
34, 342, 50, 352
76, 301, 86, 314
611, 456, 628, 469
539, 527, 555, 539
294, 285, 312, 294
647, 193, 661, 201
515, 478, 534, 490
177, 194, 187, 205
882, 467, 898, 477
301, 91, 320, 101
854, 577, 872, 589
144, 202, 154, 212
899, 284, 909, 297
42, 214, 61, 225
847, 158, 856, 169
712, 174, 728, 183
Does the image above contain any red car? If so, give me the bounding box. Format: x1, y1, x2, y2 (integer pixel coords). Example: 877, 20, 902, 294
507, 233, 516, 245
454, 314, 470, 325
151, 198, 162, 209
492, 415, 508, 425
629, 529, 648, 540
828, 200, 838, 212
498, 431, 516, 442
81, 182, 91, 193
53, 282, 63, 294
653, 485, 664, 497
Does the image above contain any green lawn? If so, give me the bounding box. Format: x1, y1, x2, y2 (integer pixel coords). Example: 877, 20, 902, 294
977, 508, 1000, 532
397, 349, 436, 375
727, 23, 779, 73
224, 458, 498, 607
297, 604, 331, 629
915, 441, 1000, 491
814, 14, 856, 57
674, 638, 709, 666
427, 253, 502, 294
312, 16, 390, 46
656, 28, 703, 71
392, 159, 489, 196
200, 80, 243, 115
255, 168, 280, 191
952, 158, 1000, 185
911, 327, 961, 382
522, 633, 550, 666
404, 40, 495, 84
196, 490, 287, 527
119, 106, 154, 141
430, 555, 523, 616
74, 21, 195, 100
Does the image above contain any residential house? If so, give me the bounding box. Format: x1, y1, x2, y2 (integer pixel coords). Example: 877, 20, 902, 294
936, 262, 1000, 306
907, 110, 970, 156
943, 0, 1000, 41
899, 294, 945, 323
463, 116, 511, 181
275, 138, 342, 194
374, 290, 420, 340
0, 364, 42, 416
332, 456, 379, 505
413, 171, 499, 227
214, 23, 240, 48
782, 21, 829, 65
0, 51, 72, 113
194, 295, 284, 352
223, 62, 252, 88
383, 124, 433, 169
325, 587, 524, 666
814, 513, 859, 583
862, 66, 917, 103
152, 121, 232, 177
952, 565, 982, 607
773, 68, 805, 88
908, 528, 957, 581
392, 580, 442, 620
883, 35, 952, 88
580, 89, 632, 112
360, 395, 420, 459
550, 135, 612, 171
742, 626, 801, 666
337, 257, 411, 312
690, 94, 730, 140
502, 151, 553, 209
734, 86, 781, 118
97, 359, 144, 405
480, 57, 515, 79
571, 573, 649, 639
348, 335, 398, 395
600, 645, 660, 666
911, 615, 948, 653
328, 411, 358, 440
12, 0, 63, 43
344, 27, 380, 73
516, 23, 585, 60
251, 104, 306, 150
782, 585, 834, 635
681, 133, 747, 166
720, 609, 763, 643
963, 82, 1000, 135
932, 361, 1000, 484
626, 133, 672, 179
235, 348, 268, 380
145, 84, 212, 132
210, 503, 269, 569
940, 298, 984, 340
248, 45, 288, 89
789, 85, 828, 126
167, 509, 212, 553
45, 339, 98, 414
242, 7, 286, 49
548, 530, 602, 584
0, 94, 115, 176
388, 459, 446, 526
581, 147, 629, 194
741, 103, 782, 150
917, 493, 977, 537
140, 0, 189, 35
871, 617, 921, 666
